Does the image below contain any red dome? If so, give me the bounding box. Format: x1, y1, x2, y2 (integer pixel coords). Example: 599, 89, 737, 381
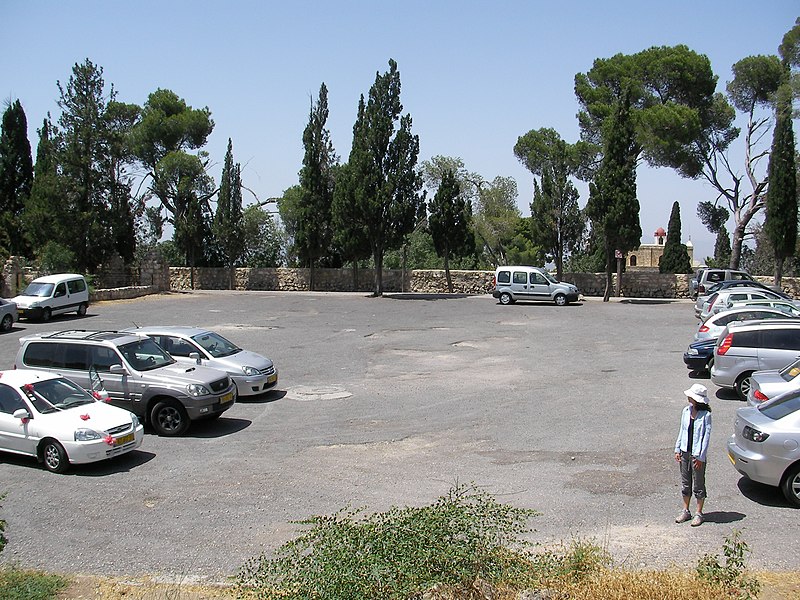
654, 227, 666, 236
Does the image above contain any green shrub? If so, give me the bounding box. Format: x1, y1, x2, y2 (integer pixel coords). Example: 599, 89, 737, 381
696, 530, 760, 599
236, 483, 540, 599
0, 566, 68, 600
0, 493, 6, 554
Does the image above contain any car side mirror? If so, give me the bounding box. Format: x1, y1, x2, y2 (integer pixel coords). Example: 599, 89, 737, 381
13, 408, 30, 420
189, 352, 201, 364
109, 364, 127, 374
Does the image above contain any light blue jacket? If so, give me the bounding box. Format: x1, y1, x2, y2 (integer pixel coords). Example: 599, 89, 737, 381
674, 405, 712, 462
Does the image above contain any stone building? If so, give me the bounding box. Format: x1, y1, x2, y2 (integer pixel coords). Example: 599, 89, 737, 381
626, 227, 695, 270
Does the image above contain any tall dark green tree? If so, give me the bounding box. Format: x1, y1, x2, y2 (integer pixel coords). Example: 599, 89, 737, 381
347, 60, 424, 295
131, 89, 215, 267
56, 59, 120, 272
297, 83, 339, 288
585, 90, 641, 301
764, 80, 797, 284
427, 169, 473, 292
0, 100, 34, 257
213, 138, 245, 286
659, 201, 692, 273
331, 160, 371, 287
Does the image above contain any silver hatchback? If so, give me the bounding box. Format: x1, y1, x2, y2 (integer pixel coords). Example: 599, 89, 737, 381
727, 389, 800, 507
125, 326, 278, 397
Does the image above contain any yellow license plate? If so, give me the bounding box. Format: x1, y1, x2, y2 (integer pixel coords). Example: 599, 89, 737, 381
115, 433, 134, 446
267, 374, 277, 384
220, 391, 234, 404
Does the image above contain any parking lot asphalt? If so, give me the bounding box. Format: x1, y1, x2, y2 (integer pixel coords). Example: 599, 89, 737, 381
0, 290, 798, 580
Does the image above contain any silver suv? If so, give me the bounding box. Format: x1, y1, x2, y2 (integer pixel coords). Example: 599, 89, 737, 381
711, 320, 800, 400
15, 330, 237, 436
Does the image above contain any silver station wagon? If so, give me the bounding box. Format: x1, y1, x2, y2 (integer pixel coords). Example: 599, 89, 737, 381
124, 326, 278, 397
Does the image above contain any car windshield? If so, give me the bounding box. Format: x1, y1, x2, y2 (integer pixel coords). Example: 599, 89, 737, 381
119, 338, 175, 371
191, 331, 241, 358
27, 378, 95, 414
22, 282, 54, 297
759, 390, 800, 420
779, 359, 800, 382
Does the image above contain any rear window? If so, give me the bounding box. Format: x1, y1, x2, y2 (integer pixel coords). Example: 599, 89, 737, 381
496, 271, 510, 284
730, 330, 760, 348
759, 390, 800, 420
67, 278, 86, 293
23, 342, 58, 367
779, 359, 800, 382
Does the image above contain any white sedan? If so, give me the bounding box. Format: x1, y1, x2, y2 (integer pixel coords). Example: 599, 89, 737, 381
0, 370, 144, 473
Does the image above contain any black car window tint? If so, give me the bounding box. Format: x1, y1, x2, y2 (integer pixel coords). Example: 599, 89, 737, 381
731, 330, 760, 348
24, 343, 54, 367
760, 391, 800, 420
497, 271, 510, 284
0, 384, 27, 415
90, 346, 118, 372
63, 345, 88, 370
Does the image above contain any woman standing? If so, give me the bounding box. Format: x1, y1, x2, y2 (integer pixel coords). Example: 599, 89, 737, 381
674, 383, 712, 526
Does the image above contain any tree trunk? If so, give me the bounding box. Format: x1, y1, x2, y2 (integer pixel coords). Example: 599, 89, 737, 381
616, 255, 622, 297
351, 262, 359, 291
602, 244, 612, 302
444, 251, 453, 293
774, 256, 785, 287
309, 263, 316, 292
729, 222, 746, 270
372, 247, 383, 297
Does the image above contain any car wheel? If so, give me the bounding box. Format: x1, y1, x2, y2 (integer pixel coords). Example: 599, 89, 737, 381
499, 292, 513, 305
41, 307, 52, 322
150, 400, 189, 436
780, 463, 800, 508
554, 293, 567, 306
0, 314, 12, 332
705, 356, 714, 372
735, 372, 754, 401
41, 440, 69, 473
77, 303, 88, 317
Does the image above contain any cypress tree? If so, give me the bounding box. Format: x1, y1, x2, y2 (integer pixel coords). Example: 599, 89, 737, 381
0, 100, 34, 256
213, 138, 245, 286
659, 201, 692, 273
428, 168, 473, 292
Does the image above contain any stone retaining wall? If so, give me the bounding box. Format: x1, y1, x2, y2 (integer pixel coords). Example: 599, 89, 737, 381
90, 286, 160, 302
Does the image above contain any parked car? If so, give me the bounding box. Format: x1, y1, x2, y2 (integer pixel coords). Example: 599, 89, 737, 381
694, 279, 792, 314
492, 266, 580, 306
697, 288, 784, 321
727, 388, 800, 507
684, 338, 717, 372
0, 369, 144, 473
729, 299, 800, 316
123, 326, 278, 397
711, 320, 800, 399
15, 330, 237, 436
690, 268, 752, 299
11, 273, 89, 321
0, 298, 17, 332
746, 357, 800, 407
694, 307, 798, 342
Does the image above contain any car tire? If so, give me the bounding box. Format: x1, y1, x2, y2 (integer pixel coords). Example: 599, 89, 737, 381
41, 307, 52, 322
0, 314, 12, 332
150, 399, 189, 436
554, 293, 567, 306
41, 440, 69, 473
77, 303, 88, 317
499, 292, 514, 305
780, 463, 800, 508
735, 372, 754, 401
705, 356, 714, 372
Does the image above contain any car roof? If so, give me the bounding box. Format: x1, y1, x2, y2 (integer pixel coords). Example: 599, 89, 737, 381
124, 326, 210, 337
0, 369, 61, 386
710, 307, 794, 321
726, 319, 800, 332
20, 330, 147, 345
28, 273, 85, 283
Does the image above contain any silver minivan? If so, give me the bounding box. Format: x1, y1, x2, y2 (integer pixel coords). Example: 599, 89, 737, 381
711, 320, 800, 399
492, 266, 580, 306
124, 326, 278, 397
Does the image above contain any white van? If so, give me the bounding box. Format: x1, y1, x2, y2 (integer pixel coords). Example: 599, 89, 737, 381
12, 274, 89, 321
492, 266, 580, 306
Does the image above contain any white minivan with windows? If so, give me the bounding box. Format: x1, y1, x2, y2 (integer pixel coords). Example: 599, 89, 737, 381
492, 266, 580, 306
12, 274, 89, 321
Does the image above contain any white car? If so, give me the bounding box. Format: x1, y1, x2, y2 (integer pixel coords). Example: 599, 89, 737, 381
698, 288, 784, 321
0, 369, 144, 473
747, 357, 800, 407
123, 326, 279, 397
694, 306, 797, 342
0, 298, 17, 332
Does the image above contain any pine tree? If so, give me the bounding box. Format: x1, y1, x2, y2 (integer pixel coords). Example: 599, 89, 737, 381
585, 89, 641, 300
764, 82, 797, 284
213, 139, 245, 286
428, 169, 473, 292
659, 201, 692, 273
0, 100, 34, 256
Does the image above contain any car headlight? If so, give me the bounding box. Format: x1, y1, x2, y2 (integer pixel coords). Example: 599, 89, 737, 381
743, 425, 769, 442
29, 301, 40, 308
687, 348, 699, 356
130, 413, 140, 428
242, 366, 260, 376
75, 428, 102, 441
187, 383, 210, 397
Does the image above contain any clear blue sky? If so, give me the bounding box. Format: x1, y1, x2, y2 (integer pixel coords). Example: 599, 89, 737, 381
3, 1, 798, 262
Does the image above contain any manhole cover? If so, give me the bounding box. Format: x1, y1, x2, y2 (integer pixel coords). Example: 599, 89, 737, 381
285, 385, 352, 402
